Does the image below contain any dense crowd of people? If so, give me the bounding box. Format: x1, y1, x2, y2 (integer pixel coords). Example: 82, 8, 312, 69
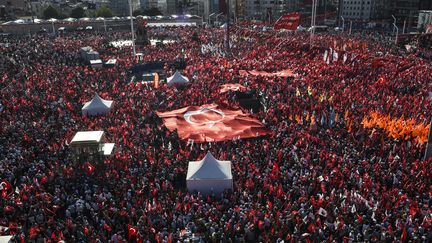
0, 23, 431, 242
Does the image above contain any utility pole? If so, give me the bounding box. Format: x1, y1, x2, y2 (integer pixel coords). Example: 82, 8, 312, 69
341, 15, 345, 32
310, 0, 317, 47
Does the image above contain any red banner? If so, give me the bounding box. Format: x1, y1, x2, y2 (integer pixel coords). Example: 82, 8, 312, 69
157, 104, 271, 142
274, 12, 301, 31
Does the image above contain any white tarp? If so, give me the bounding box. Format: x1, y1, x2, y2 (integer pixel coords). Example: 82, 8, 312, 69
82, 94, 113, 116
101, 143, 115, 155
71, 131, 104, 144
186, 152, 233, 195
0, 235, 12, 243
167, 71, 189, 86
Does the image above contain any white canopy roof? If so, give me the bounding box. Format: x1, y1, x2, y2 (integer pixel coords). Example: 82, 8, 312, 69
187, 152, 232, 180
82, 93, 113, 116
71, 131, 104, 144
167, 71, 189, 86
90, 59, 103, 64
102, 143, 115, 155
0, 235, 12, 243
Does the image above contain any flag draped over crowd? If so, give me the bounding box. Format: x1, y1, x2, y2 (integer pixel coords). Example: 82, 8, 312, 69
157, 104, 271, 142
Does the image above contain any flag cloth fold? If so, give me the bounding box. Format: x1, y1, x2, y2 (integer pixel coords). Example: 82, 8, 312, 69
220, 83, 246, 93
157, 104, 271, 143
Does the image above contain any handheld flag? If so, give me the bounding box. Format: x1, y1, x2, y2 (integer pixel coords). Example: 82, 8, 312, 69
274, 12, 301, 31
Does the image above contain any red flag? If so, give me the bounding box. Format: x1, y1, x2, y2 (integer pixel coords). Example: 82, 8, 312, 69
401, 226, 408, 242
103, 223, 112, 232
40, 176, 48, 185
85, 162, 95, 175
157, 104, 271, 143
308, 223, 317, 233
29, 226, 40, 239
274, 12, 301, 31
128, 224, 137, 239
1, 179, 12, 198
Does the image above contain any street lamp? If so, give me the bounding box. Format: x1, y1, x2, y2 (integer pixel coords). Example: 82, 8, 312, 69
310, 0, 317, 47
340, 16, 345, 32
391, 15, 396, 33
209, 13, 215, 25
393, 23, 399, 45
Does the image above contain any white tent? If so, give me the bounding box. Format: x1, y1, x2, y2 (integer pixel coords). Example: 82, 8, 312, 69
167, 71, 189, 86
82, 94, 113, 116
186, 152, 233, 195
0, 235, 12, 243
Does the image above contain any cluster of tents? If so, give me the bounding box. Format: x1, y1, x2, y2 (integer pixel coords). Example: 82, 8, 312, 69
80, 83, 232, 195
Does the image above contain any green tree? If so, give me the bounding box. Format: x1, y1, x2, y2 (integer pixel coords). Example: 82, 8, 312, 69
96, 6, 113, 18
43, 5, 59, 19
70, 6, 86, 19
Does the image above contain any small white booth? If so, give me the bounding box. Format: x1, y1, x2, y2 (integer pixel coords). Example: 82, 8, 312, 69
82, 93, 113, 116
70, 131, 115, 158
90, 59, 103, 69
186, 152, 233, 195
105, 59, 117, 68
167, 71, 189, 86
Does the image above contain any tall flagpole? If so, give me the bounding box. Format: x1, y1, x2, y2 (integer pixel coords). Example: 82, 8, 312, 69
310, 0, 316, 47
225, 0, 230, 51
128, 0, 136, 57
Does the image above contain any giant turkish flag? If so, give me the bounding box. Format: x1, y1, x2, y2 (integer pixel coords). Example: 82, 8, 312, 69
157, 104, 271, 142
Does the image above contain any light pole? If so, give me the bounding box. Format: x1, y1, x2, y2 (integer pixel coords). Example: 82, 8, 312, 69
209, 13, 215, 26
310, 0, 317, 47
391, 15, 396, 33
341, 15, 345, 32
349, 21, 352, 35
393, 23, 399, 45
216, 12, 223, 26
51, 21, 55, 36
104, 18, 107, 32
128, 0, 136, 57
402, 19, 406, 34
